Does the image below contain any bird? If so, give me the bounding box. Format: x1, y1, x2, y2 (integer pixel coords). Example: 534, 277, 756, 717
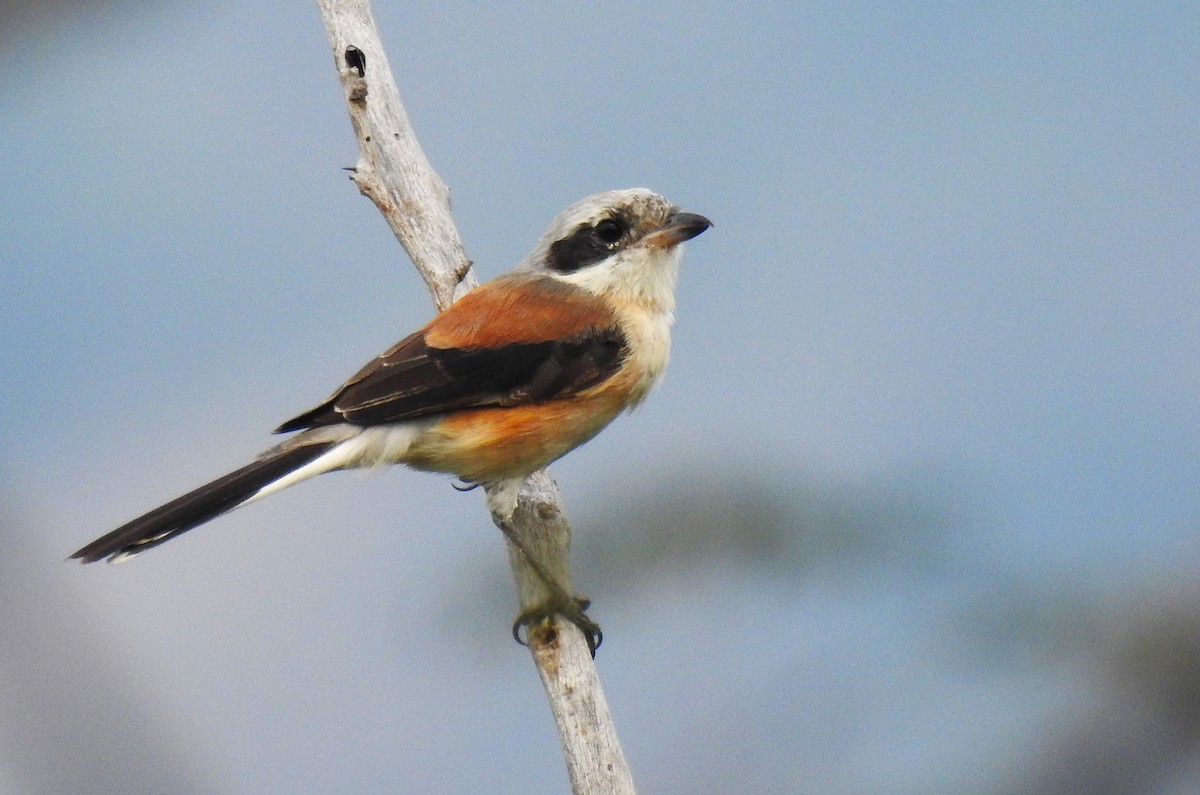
71, 189, 710, 632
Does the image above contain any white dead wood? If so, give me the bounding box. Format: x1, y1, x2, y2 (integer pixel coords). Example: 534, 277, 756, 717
314, 3, 636, 793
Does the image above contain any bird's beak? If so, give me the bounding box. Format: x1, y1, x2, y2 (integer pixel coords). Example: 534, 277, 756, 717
641, 211, 713, 249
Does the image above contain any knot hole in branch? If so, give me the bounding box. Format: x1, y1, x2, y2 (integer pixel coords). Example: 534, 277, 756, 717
344, 46, 368, 101
344, 45, 366, 75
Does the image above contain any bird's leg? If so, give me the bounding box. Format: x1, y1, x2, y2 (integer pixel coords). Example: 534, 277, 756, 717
492, 514, 602, 655
485, 477, 602, 656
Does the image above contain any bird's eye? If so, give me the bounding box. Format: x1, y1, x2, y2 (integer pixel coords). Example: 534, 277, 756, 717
593, 218, 625, 246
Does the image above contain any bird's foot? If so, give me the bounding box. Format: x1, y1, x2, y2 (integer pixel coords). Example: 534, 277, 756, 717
512, 594, 602, 658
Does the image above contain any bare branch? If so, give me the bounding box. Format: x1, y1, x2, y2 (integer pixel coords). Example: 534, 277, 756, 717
504, 471, 636, 794
314, 2, 636, 792
316, 0, 472, 309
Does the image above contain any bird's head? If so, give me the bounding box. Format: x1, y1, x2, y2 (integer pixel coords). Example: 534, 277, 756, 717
521, 188, 711, 312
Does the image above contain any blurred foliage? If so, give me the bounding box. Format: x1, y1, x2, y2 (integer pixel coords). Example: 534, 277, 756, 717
574, 465, 958, 591
989, 579, 1200, 795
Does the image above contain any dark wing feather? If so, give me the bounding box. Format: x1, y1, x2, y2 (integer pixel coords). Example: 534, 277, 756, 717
276, 328, 627, 432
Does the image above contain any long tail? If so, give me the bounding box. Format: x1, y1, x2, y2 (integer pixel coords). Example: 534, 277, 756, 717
71, 441, 340, 563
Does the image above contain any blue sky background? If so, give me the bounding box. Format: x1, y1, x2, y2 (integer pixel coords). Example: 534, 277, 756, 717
2, 2, 1198, 793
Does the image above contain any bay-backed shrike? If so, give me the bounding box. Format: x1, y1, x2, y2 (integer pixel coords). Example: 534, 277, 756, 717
72, 189, 710, 624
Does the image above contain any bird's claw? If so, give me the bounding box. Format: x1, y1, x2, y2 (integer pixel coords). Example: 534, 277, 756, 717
512, 595, 602, 657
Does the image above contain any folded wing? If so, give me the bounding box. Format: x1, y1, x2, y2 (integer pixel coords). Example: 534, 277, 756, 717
276, 275, 627, 432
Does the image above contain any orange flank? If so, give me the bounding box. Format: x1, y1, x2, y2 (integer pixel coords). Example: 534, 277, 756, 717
402, 389, 632, 483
